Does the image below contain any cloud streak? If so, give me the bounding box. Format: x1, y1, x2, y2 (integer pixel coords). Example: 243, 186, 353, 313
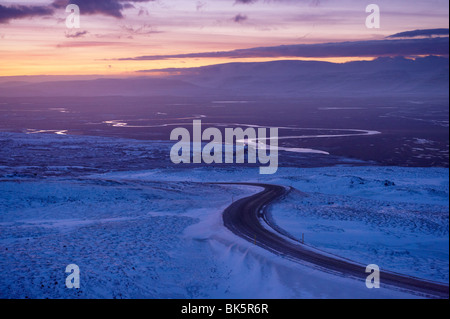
387, 28, 449, 39
56, 41, 123, 48
65, 30, 89, 38
118, 37, 449, 61
234, 0, 321, 6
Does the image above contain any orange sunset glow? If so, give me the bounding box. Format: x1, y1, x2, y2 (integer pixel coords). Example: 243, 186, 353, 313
1, 0, 448, 77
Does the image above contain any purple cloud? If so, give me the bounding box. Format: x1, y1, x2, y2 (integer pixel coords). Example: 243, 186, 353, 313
0, 0, 154, 23
52, 0, 154, 19
233, 14, 248, 23
0, 4, 53, 24
234, 0, 258, 4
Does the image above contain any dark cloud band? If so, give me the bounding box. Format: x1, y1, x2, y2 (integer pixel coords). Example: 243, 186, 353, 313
387, 28, 449, 39
0, 0, 154, 23
118, 36, 449, 61
0, 4, 53, 23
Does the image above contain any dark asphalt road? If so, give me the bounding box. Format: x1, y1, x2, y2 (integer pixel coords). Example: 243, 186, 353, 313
221, 183, 449, 299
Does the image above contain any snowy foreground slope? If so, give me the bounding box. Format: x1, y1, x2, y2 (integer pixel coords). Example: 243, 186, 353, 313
0, 133, 448, 299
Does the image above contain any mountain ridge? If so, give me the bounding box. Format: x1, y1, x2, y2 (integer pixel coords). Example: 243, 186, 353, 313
0, 56, 447, 97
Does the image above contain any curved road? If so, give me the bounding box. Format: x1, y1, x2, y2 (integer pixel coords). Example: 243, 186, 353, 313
221, 183, 449, 299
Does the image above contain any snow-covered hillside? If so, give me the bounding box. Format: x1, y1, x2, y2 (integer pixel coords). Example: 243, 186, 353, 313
0, 133, 448, 298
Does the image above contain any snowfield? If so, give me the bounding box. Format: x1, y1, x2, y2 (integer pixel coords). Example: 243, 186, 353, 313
0, 178, 261, 298
0, 133, 448, 298
268, 172, 449, 284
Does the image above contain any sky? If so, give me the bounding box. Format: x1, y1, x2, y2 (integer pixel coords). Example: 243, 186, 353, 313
0, 0, 448, 76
